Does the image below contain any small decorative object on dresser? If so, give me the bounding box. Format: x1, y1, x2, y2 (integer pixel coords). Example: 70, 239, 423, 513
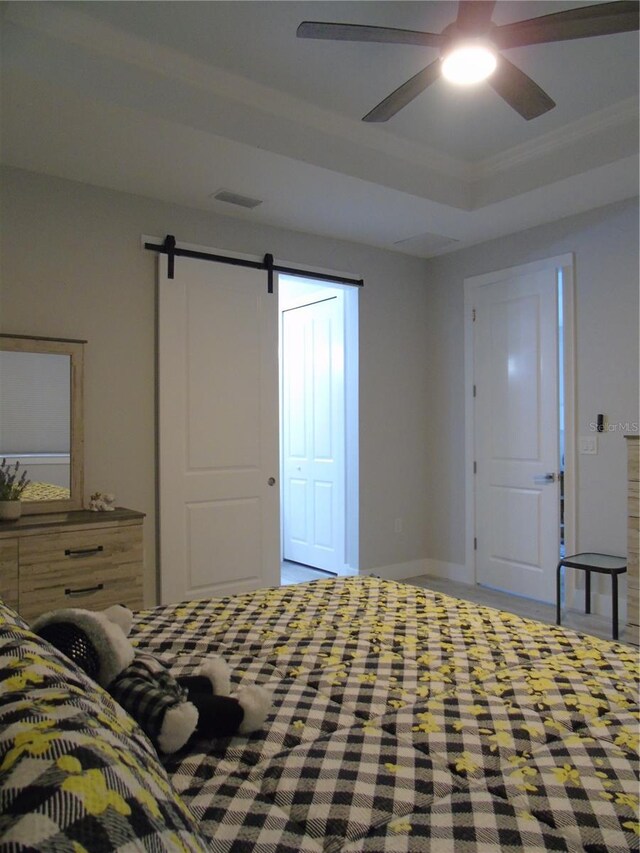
0, 501, 22, 523
0, 458, 30, 522
0, 507, 144, 621
89, 491, 116, 511
626, 435, 639, 645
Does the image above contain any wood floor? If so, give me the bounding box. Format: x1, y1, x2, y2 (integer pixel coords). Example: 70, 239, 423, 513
281, 563, 631, 645
402, 572, 630, 645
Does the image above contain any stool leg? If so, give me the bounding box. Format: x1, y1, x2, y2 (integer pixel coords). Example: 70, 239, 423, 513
585, 570, 591, 615
612, 573, 619, 641
556, 563, 562, 626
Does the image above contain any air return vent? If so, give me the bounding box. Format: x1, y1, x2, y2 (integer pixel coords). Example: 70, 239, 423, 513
211, 189, 263, 209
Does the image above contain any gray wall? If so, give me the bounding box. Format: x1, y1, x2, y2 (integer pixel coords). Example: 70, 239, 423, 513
0, 165, 430, 601
423, 198, 639, 582
1, 166, 637, 610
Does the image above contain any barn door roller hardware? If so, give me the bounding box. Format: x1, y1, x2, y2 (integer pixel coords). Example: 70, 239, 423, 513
145, 235, 364, 292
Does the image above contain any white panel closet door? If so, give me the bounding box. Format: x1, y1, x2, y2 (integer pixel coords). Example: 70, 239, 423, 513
282, 295, 346, 571
158, 253, 280, 604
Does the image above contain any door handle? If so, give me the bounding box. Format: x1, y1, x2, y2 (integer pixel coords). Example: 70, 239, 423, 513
533, 473, 557, 483
268, 477, 276, 486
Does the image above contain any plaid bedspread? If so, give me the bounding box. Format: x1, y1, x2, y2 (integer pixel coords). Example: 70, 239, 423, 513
130, 576, 640, 853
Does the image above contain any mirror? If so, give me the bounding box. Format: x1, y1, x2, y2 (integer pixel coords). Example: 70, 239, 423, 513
0, 334, 85, 514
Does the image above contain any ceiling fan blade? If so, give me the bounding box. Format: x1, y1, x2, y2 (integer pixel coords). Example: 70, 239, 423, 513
456, 1, 497, 33
488, 56, 556, 120
296, 21, 442, 47
362, 60, 442, 122
494, 1, 639, 49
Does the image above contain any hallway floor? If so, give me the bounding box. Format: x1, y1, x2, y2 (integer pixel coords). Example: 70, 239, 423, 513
281, 561, 336, 585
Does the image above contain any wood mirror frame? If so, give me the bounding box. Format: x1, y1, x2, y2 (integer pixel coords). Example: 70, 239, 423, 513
0, 334, 85, 514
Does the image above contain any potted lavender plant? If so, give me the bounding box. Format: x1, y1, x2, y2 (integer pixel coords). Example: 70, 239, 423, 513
0, 458, 30, 521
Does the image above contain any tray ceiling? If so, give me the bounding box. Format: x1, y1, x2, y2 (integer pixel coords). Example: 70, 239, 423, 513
1, 1, 638, 257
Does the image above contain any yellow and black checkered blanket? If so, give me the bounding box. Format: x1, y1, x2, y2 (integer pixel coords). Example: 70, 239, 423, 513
129, 575, 640, 852
21, 481, 70, 501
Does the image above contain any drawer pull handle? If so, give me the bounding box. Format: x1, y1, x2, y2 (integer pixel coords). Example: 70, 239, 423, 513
65, 583, 105, 598
64, 546, 104, 558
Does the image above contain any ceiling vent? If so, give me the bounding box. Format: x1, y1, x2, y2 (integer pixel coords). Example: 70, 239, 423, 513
211, 189, 263, 209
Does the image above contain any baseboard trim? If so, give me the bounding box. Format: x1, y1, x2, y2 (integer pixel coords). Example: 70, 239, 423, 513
336, 565, 359, 578
361, 558, 471, 585
360, 559, 429, 582
423, 558, 472, 585
566, 584, 627, 622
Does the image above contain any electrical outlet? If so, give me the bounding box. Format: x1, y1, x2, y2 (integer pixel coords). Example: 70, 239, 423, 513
579, 435, 598, 454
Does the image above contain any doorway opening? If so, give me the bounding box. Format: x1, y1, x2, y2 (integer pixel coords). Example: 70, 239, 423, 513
278, 275, 359, 585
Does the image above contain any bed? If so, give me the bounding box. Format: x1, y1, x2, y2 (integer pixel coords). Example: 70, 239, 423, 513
0, 575, 638, 851
20, 481, 71, 501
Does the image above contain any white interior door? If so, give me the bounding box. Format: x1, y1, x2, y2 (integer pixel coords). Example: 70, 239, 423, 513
474, 267, 559, 602
158, 253, 280, 604
282, 294, 346, 572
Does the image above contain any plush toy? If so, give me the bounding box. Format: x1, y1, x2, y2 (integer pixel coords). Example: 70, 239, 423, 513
89, 492, 116, 511
31, 605, 272, 754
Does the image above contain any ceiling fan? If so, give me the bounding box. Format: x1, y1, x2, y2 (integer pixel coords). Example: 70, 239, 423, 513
297, 1, 639, 122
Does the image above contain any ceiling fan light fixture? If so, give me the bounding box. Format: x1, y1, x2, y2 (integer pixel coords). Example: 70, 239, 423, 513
441, 39, 497, 85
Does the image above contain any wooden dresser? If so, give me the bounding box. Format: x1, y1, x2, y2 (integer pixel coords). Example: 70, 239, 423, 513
0, 508, 144, 622
626, 436, 639, 645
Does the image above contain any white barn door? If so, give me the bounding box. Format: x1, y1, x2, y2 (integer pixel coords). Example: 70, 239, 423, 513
474, 266, 559, 603
158, 253, 280, 604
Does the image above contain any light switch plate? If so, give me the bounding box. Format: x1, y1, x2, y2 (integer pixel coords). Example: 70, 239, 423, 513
579, 435, 598, 454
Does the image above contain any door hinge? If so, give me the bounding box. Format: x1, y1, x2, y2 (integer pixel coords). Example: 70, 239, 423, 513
472, 308, 476, 322
473, 461, 477, 474
474, 537, 477, 551
473, 384, 476, 398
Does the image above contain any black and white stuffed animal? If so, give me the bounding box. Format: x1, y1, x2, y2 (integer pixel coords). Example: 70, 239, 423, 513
32, 605, 272, 754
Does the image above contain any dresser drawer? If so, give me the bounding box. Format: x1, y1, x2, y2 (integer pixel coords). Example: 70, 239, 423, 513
20, 525, 141, 568
18, 524, 144, 621
627, 582, 639, 646
0, 539, 19, 611
19, 568, 143, 622
628, 508, 639, 569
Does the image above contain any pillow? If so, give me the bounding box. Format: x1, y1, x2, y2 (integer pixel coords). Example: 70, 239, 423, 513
0, 598, 210, 851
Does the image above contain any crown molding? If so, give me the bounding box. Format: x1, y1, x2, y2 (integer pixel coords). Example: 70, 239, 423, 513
4, 2, 472, 182
5, 2, 635, 210
474, 97, 639, 179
